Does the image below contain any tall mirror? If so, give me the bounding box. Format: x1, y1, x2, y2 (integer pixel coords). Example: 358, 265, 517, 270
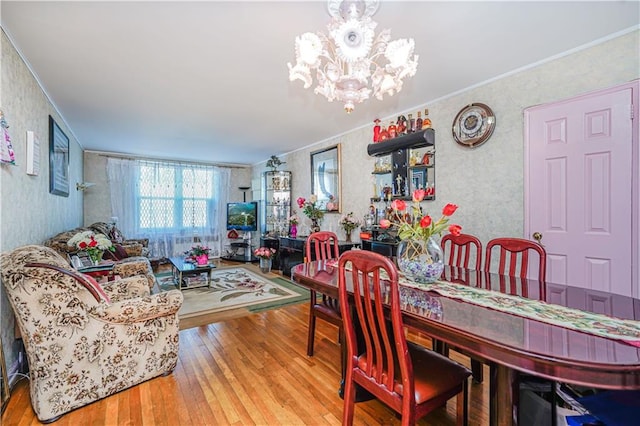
310, 144, 341, 213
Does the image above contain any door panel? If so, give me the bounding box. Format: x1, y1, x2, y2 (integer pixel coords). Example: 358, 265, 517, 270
525, 83, 635, 296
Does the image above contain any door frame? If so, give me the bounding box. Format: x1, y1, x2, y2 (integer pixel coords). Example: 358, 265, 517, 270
523, 80, 639, 297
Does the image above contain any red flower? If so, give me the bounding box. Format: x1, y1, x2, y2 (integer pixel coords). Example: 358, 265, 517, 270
78, 242, 87, 249
442, 203, 458, 216
448, 224, 462, 236
391, 199, 407, 211
88, 239, 98, 248
419, 215, 432, 228
379, 219, 391, 229
412, 189, 426, 202
297, 197, 305, 208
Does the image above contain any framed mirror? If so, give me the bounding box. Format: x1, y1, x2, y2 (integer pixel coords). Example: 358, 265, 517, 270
310, 144, 341, 213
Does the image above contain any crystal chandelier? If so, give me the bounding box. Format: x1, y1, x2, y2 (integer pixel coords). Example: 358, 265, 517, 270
288, 0, 419, 113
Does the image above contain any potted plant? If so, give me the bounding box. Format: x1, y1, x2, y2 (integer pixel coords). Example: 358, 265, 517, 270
191, 244, 210, 265
254, 247, 277, 273
380, 189, 461, 283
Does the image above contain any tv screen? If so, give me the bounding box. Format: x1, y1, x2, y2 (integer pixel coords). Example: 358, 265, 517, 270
226, 201, 258, 231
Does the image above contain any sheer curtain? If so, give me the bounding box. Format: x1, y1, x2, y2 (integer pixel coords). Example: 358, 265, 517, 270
107, 157, 230, 258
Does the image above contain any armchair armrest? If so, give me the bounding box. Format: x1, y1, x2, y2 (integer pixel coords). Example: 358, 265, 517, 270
102, 276, 150, 302
89, 290, 183, 323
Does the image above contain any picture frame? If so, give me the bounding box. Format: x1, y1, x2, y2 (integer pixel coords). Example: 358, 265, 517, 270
49, 115, 69, 197
310, 144, 341, 213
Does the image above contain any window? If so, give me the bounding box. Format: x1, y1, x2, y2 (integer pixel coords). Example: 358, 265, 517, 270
138, 163, 215, 231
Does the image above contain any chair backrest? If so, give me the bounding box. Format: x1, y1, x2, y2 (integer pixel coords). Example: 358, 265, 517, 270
484, 237, 546, 281
338, 250, 414, 409
305, 231, 340, 261
441, 233, 482, 270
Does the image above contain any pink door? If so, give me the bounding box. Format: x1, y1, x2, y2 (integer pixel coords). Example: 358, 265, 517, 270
525, 81, 638, 296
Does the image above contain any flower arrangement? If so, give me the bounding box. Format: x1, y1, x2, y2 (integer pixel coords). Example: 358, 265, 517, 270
254, 247, 276, 259
67, 230, 115, 264
339, 212, 361, 234
379, 190, 461, 240
287, 214, 300, 225
191, 244, 210, 256
296, 195, 325, 221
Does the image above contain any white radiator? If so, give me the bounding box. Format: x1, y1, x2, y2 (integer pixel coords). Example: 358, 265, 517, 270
172, 234, 220, 257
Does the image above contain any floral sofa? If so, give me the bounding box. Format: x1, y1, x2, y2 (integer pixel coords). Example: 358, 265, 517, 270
0, 245, 184, 422
43, 224, 156, 289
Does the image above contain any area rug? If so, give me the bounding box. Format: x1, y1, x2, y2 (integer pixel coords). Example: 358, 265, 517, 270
155, 266, 309, 329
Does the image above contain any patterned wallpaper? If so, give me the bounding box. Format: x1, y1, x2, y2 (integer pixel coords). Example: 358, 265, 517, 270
252, 30, 639, 246
1, 31, 84, 380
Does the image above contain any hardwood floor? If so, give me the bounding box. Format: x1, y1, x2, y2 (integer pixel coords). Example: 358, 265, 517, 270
2, 277, 490, 425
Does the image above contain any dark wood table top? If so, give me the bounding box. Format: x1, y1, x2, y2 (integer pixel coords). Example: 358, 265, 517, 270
292, 260, 640, 390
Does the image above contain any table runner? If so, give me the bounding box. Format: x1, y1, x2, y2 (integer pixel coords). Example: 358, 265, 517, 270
325, 259, 640, 346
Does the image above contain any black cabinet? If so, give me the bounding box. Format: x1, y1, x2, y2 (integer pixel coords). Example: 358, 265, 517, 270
278, 237, 360, 276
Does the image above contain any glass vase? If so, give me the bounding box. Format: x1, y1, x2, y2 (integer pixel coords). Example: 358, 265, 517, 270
311, 219, 321, 233
88, 249, 104, 266
290, 223, 297, 238
196, 254, 209, 265
259, 257, 272, 274
396, 237, 444, 284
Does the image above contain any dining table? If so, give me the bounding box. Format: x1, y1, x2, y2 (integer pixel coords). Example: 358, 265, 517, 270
291, 260, 640, 426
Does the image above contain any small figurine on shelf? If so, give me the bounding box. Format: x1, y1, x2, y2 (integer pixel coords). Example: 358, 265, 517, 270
388, 121, 397, 138
373, 118, 381, 142
396, 115, 407, 135
408, 113, 415, 133
379, 125, 389, 141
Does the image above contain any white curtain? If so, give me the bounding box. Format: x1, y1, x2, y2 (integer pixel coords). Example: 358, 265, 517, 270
107, 157, 230, 258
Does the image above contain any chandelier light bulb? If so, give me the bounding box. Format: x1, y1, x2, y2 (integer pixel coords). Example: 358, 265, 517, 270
288, 0, 418, 113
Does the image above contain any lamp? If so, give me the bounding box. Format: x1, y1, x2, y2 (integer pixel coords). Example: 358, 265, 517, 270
76, 182, 95, 191
287, 0, 418, 113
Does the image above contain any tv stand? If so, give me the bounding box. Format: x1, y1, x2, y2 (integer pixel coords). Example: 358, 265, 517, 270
221, 239, 258, 263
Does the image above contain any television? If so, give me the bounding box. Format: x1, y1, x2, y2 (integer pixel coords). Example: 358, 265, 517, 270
226, 201, 258, 231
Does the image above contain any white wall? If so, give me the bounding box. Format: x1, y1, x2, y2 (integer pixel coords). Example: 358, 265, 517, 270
253, 30, 640, 246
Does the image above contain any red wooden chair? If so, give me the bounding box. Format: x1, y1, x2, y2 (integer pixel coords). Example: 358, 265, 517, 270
484, 237, 547, 298
305, 231, 342, 356
338, 250, 471, 425
441, 233, 485, 384
441, 233, 482, 270
484, 237, 550, 424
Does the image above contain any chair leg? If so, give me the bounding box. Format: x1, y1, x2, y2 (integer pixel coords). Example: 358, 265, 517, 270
456, 378, 469, 426
471, 359, 484, 384
307, 311, 316, 356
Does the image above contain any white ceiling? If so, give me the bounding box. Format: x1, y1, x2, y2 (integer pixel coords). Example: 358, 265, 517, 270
2, 1, 639, 166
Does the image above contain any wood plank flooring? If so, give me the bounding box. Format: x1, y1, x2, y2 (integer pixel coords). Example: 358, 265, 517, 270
2, 271, 490, 425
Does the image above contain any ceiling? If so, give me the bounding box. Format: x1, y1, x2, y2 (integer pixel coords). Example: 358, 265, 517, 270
2, 1, 639, 166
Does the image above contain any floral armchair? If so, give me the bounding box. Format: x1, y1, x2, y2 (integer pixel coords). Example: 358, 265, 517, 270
0, 245, 183, 423
43, 227, 156, 289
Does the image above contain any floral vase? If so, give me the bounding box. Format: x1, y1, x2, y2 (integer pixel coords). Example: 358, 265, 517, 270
345, 231, 352, 242
259, 257, 272, 274
196, 254, 209, 265
311, 219, 321, 233
290, 223, 297, 238
396, 237, 444, 284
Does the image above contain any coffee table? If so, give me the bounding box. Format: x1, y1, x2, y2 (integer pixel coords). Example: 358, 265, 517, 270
168, 256, 216, 290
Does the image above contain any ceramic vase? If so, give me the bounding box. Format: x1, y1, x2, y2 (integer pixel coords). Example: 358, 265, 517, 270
259, 257, 272, 274
196, 254, 209, 265
311, 219, 321, 233
396, 237, 444, 283
290, 223, 297, 238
